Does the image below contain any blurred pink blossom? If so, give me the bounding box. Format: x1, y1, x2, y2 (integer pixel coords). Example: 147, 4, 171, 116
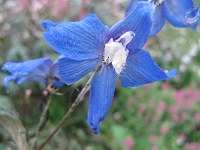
173, 89, 184, 101
194, 112, 200, 122
40, 0, 51, 7
127, 98, 135, 105
123, 136, 135, 150
53, 0, 68, 17
160, 126, 168, 135
181, 112, 189, 120
184, 143, 200, 150
17, 0, 30, 9
157, 101, 167, 112
169, 105, 179, 114
176, 134, 187, 145
145, 84, 151, 92
162, 82, 169, 91
151, 146, 159, 150
0, 30, 8, 37
144, 116, 150, 122
172, 113, 180, 122
138, 103, 146, 112
149, 135, 157, 143
153, 115, 160, 121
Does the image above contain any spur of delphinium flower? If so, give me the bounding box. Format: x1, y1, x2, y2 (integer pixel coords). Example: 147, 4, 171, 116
2, 57, 64, 92
42, 1, 177, 134
126, 0, 200, 37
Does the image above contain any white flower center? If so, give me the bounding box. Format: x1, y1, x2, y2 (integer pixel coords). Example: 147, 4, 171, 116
104, 31, 134, 75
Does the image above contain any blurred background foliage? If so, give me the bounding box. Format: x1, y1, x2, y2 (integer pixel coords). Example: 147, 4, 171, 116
0, 0, 200, 150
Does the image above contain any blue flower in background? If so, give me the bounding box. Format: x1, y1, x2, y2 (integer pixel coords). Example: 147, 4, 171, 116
126, 0, 200, 37
2, 57, 64, 92
42, 1, 177, 134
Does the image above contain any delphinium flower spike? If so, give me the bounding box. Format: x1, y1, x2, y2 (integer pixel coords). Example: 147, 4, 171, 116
2, 57, 64, 92
126, 0, 200, 36
42, 1, 177, 134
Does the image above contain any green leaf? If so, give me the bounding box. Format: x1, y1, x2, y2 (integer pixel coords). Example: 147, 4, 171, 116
0, 111, 30, 150
0, 96, 13, 111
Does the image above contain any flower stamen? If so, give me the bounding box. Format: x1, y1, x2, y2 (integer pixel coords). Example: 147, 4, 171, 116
103, 31, 134, 75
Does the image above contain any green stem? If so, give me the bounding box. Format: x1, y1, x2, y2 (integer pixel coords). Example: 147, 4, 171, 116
35, 68, 99, 150
33, 93, 52, 148
29, 109, 49, 139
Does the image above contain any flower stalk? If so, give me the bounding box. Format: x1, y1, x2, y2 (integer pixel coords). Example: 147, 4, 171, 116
35, 67, 100, 150
33, 85, 54, 148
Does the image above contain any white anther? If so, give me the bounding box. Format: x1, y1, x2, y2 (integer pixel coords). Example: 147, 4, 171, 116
103, 31, 134, 75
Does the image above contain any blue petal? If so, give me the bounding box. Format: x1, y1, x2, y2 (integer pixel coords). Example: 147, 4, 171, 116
184, 5, 200, 30
125, 0, 142, 16
2, 58, 54, 91
49, 62, 65, 88
53, 81, 65, 88
42, 20, 57, 31
119, 49, 177, 87
3, 75, 47, 92
109, 1, 155, 51
42, 14, 109, 60
42, 20, 71, 32
88, 65, 117, 134
16, 75, 47, 84
2, 58, 52, 76
57, 57, 100, 85
3, 76, 19, 92
165, 0, 199, 29
150, 3, 166, 36
49, 62, 60, 78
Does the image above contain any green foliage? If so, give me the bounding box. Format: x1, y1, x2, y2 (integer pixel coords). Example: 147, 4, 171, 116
0, 111, 29, 150
0, 0, 200, 150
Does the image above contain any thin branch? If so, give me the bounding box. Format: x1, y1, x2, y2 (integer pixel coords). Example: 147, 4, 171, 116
35, 67, 100, 150
29, 109, 49, 139
33, 86, 53, 148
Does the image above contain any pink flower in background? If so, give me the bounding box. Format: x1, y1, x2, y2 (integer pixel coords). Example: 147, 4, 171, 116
169, 105, 179, 114
0, 30, 8, 38
123, 136, 135, 150
17, 0, 30, 9
160, 126, 168, 135
157, 101, 167, 112
149, 135, 157, 143
173, 89, 184, 101
78, 9, 87, 20
172, 113, 180, 122
184, 143, 200, 150
40, 0, 51, 7
145, 84, 151, 92
53, 0, 68, 17
181, 112, 189, 120
194, 112, 200, 122
153, 115, 160, 121
139, 103, 146, 112
162, 82, 169, 91
127, 97, 135, 105
144, 116, 150, 122
151, 147, 159, 150
176, 134, 187, 145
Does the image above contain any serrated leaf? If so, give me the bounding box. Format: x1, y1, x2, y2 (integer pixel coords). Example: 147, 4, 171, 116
0, 111, 30, 150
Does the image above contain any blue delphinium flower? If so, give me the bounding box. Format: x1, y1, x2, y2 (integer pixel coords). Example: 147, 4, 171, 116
126, 0, 200, 36
2, 57, 64, 92
42, 1, 177, 134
